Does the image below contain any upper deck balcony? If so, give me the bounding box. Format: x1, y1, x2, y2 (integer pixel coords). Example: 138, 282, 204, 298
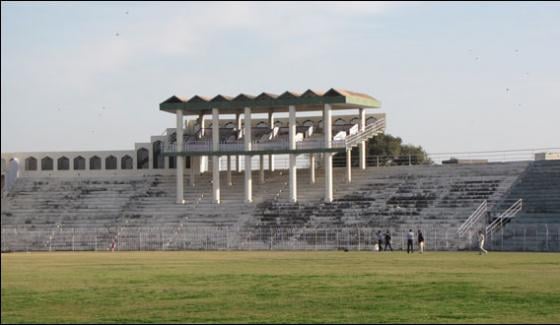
163, 118, 385, 156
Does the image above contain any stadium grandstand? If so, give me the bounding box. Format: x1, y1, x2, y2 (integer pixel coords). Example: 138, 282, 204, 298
1, 89, 559, 252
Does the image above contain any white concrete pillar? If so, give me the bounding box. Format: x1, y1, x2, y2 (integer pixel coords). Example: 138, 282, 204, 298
268, 111, 275, 172
212, 108, 220, 204
324, 104, 333, 202
227, 155, 232, 186
346, 149, 352, 183
289, 105, 297, 202
359, 108, 366, 170
244, 107, 252, 203
198, 113, 206, 138
309, 153, 316, 184
259, 154, 265, 184
176, 109, 184, 204
236, 112, 241, 173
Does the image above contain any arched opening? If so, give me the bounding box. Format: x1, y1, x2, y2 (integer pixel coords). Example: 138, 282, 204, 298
137, 148, 149, 169
223, 122, 234, 129
152, 141, 164, 169
105, 156, 117, 170
57, 157, 69, 170
121, 155, 133, 170
274, 121, 283, 128
334, 118, 346, 125
90, 156, 101, 170
25, 157, 37, 171
256, 121, 268, 128
74, 156, 85, 170
303, 120, 314, 127
366, 117, 377, 125
41, 157, 53, 171
169, 156, 176, 169
350, 117, 359, 125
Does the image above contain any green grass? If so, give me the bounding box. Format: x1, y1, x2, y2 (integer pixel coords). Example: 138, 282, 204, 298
2, 251, 560, 323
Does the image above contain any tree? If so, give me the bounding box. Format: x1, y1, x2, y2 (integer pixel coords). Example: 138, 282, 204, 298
335, 134, 431, 167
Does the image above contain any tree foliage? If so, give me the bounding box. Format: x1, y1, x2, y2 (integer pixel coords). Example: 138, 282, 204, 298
336, 134, 431, 166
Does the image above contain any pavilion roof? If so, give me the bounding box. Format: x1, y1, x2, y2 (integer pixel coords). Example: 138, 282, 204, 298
160, 88, 381, 115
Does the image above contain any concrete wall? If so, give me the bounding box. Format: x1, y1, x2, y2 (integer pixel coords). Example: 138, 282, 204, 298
535, 152, 560, 161
0, 150, 185, 178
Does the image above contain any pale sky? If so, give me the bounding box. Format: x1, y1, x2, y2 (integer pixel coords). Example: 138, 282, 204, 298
1, 2, 559, 153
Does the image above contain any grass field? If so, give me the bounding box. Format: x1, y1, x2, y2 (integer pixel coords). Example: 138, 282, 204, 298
2, 251, 560, 324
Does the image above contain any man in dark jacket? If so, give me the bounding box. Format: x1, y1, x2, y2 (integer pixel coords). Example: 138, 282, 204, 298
377, 230, 384, 251
384, 230, 393, 251
418, 229, 425, 254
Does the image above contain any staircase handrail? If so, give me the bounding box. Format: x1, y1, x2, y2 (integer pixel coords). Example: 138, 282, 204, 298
345, 118, 385, 149
457, 200, 487, 236
486, 198, 523, 235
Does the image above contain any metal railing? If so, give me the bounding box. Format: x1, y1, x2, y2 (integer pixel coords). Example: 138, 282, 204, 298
428, 148, 560, 164
458, 200, 487, 237
345, 119, 386, 149
162, 118, 386, 155
2, 223, 558, 252
164, 138, 348, 154
486, 199, 523, 235
330, 147, 560, 168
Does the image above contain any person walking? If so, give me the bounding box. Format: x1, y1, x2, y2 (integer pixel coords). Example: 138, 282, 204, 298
407, 229, 414, 254
384, 230, 393, 251
418, 229, 425, 254
478, 230, 488, 255
377, 230, 384, 251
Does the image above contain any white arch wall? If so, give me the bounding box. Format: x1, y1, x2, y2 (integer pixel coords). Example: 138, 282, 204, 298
0, 149, 182, 178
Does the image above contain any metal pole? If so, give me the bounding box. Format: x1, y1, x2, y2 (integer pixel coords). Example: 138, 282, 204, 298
401, 230, 404, 251
523, 227, 527, 251
315, 229, 318, 251
336, 228, 339, 249
226, 226, 229, 250
546, 224, 549, 251
358, 227, 361, 251
501, 226, 504, 251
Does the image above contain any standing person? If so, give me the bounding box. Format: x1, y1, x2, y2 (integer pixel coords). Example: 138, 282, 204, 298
407, 229, 414, 254
377, 230, 384, 251
478, 230, 488, 255
111, 238, 116, 252
384, 230, 393, 251
418, 229, 425, 254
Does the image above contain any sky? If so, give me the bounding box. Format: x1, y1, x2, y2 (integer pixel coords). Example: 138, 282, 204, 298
1, 1, 559, 154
